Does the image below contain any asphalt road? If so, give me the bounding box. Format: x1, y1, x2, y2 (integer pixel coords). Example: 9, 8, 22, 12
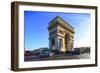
24, 53, 90, 61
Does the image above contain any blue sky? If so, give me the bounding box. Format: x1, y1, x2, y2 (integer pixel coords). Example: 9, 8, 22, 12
24, 11, 90, 51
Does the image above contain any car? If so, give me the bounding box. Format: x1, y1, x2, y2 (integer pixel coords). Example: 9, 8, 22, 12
51, 50, 60, 55
65, 50, 80, 55
71, 50, 80, 55
39, 50, 51, 58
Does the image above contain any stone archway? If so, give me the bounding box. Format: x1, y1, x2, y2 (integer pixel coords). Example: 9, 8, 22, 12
48, 16, 74, 52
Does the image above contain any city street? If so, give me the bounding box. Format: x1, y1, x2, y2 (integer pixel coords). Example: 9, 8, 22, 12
24, 53, 90, 61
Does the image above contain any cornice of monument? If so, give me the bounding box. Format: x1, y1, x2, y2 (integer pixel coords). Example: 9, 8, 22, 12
48, 16, 75, 33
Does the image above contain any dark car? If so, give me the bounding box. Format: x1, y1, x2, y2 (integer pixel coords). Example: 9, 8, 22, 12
71, 50, 80, 55
51, 50, 60, 55
65, 50, 80, 55
39, 50, 51, 58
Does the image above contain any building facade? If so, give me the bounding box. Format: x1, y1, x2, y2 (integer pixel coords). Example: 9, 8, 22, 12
48, 16, 75, 52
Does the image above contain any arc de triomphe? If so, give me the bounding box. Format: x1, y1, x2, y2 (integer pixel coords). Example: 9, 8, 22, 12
48, 16, 75, 53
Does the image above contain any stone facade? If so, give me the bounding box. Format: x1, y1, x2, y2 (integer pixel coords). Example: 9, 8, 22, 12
48, 16, 75, 52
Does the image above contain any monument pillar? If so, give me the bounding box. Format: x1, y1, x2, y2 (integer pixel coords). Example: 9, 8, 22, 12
55, 36, 60, 51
